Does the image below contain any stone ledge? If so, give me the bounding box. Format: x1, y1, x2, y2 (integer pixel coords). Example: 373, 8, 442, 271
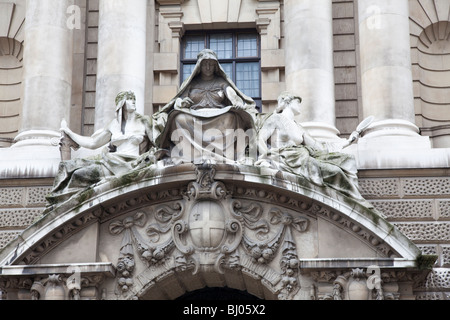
0, 262, 116, 278
0, 145, 61, 179
1, 139, 450, 180
298, 258, 416, 269
349, 135, 450, 170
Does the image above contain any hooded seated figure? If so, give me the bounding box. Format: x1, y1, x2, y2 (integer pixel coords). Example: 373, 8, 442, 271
152, 49, 258, 165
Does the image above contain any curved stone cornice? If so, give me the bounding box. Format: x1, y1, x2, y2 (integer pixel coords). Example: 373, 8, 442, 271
0, 163, 422, 269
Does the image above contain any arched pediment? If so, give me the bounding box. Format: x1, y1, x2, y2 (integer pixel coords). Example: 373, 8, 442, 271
0, 163, 429, 300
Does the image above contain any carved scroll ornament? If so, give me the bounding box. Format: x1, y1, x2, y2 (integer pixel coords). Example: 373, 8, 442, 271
107, 165, 311, 299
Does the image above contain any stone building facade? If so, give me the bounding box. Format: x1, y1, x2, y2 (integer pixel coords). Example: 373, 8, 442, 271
0, 0, 449, 300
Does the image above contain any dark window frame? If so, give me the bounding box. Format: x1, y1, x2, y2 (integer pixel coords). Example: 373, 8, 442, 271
181, 29, 262, 111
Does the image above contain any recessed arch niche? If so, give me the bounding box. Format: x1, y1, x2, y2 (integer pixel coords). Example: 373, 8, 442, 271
409, 0, 450, 147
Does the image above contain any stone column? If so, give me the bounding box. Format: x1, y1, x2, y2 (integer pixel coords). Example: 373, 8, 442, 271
95, 0, 147, 130
358, 0, 425, 141
14, 0, 73, 147
284, 0, 339, 141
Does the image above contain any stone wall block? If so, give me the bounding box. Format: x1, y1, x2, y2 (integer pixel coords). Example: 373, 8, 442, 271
401, 177, 450, 197
438, 200, 450, 219
26, 187, 52, 207
370, 199, 434, 220
393, 222, 450, 242
358, 178, 401, 199
0, 187, 25, 208
417, 268, 450, 290
441, 245, 450, 267
0, 208, 44, 229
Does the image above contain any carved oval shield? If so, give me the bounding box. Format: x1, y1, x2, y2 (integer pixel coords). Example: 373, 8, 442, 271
189, 201, 225, 249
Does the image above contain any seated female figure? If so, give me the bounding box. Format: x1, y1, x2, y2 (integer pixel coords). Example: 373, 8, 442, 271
256, 92, 368, 205
48, 91, 158, 204
153, 49, 258, 165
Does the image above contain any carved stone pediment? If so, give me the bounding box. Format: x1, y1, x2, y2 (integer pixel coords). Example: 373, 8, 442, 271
0, 164, 433, 300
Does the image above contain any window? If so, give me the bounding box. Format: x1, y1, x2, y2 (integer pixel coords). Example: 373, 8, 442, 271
181, 30, 261, 110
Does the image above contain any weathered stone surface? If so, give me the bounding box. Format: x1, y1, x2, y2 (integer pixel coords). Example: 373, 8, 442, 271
1, 0, 450, 301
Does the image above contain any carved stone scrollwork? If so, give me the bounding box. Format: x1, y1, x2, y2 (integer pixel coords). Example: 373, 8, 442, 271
171, 165, 242, 274
100, 163, 411, 301
145, 202, 183, 262
107, 163, 316, 299
183, 164, 230, 201
109, 204, 185, 294
321, 267, 391, 300
27, 273, 105, 300
233, 201, 309, 299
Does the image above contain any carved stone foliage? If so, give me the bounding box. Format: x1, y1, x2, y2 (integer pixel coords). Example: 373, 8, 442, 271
235, 204, 308, 299
108, 165, 311, 299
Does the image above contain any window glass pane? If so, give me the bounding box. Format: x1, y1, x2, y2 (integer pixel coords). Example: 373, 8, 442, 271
210, 34, 233, 59
219, 63, 233, 80
184, 35, 205, 59
236, 62, 260, 97
237, 34, 258, 57
182, 64, 196, 82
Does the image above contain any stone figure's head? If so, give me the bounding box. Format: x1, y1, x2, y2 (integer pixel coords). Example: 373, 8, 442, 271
116, 90, 136, 105
276, 92, 302, 115
115, 91, 136, 112
197, 49, 220, 79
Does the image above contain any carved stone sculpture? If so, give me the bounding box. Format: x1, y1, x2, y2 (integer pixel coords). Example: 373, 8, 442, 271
47, 53, 373, 212
152, 49, 259, 165
47, 91, 163, 204
256, 92, 372, 206
19, 47, 425, 302
104, 164, 319, 299
320, 268, 387, 300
